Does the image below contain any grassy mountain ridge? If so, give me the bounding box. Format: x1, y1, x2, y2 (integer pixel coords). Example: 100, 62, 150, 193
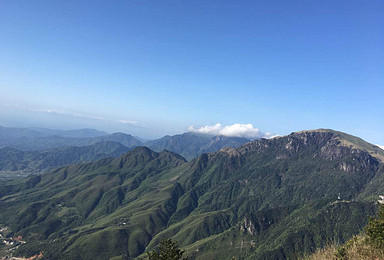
0, 129, 383, 259
0, 147, 187, 258
147, 130, 382, 259
295, 129, 384, 161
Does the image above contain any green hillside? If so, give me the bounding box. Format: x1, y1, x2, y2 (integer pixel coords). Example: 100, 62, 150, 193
0, 129, 383, 259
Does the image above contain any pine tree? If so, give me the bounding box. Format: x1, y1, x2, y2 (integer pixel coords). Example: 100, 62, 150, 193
147, 237, 187, 260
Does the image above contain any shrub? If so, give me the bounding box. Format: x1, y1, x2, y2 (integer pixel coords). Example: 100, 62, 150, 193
334, 245, 347, 260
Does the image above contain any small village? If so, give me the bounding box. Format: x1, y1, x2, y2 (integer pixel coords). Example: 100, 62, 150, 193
0, 226, 42, 260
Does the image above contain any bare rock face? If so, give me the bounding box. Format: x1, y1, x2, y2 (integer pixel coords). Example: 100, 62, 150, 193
291, 131, 335, 148
240, 217, 256, 236
320, 145, 347, 161
318, 141, 379, 174
239, 138, 270, 155
339, 162, 356, 173
238, 130, 380, 175
208, 146, 244, 169
294, 131, 380, 174
219, 147, 240, 157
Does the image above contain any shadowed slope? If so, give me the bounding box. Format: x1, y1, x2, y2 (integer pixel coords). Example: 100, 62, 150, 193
0, 130, 383, 259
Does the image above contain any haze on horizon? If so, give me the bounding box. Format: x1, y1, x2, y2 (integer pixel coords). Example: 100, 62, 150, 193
0, 1, 383, 144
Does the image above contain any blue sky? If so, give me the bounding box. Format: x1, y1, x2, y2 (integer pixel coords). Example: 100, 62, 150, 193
0, 1, 383, 144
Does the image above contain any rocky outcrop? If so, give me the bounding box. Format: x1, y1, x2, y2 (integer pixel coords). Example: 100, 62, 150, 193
240, 217, 256, 236
239, 130, 380, 174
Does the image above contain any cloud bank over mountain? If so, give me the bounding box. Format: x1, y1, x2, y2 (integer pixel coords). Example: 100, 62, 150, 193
377, 144, 384, 150
188, 123, 277, 139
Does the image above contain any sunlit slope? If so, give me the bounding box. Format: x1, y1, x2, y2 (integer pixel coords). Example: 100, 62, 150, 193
0, 130, 383, 259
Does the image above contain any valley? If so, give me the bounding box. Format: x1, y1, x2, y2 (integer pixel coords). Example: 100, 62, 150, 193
0, 128, 383, 259
0, 127, 250, 179
2, 1, 382, 258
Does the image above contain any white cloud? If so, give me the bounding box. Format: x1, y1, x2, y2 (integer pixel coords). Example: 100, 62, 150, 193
40, 109, 105, 121
188, 123, 277, 139
43, 110, 141, 126
377, 145, 384, 150
188, 123, 222, 135
1, 103, 141, 127
119, 120, 140, 126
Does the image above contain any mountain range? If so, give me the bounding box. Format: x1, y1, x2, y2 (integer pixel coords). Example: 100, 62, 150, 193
28, 127, 109, 138
0, 130, 142, 151
146, 132, 250, 160
0, 129, 383, 259
0, 141, 132, 175
0, 126, 107, 142
0, 127, 250, 155
0, 126, 251, 177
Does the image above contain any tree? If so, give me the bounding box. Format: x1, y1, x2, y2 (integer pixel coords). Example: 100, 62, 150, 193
147, 237, 187, 260
365, 203, 384, 248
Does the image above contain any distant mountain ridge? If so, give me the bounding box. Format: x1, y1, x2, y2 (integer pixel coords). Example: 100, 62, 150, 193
145, 132, 251, 160
0, 141, 131, 174
0, 126, 107, 140
0, 126, 253, 179
0, 126, 47, 142
0, 126, 252, 161
0, 129, 383, 259
28, 127, 108, 138
0, 127, 142, 151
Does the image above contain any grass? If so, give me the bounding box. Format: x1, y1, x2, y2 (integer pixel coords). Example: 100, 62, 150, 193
1, 131, 384, 259
305, 204, 384, 260
305, 236, 384, 260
